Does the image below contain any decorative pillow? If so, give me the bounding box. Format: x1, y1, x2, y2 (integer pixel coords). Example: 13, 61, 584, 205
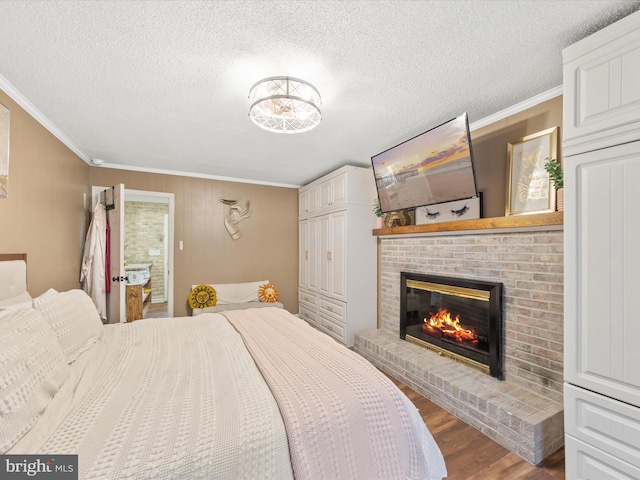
35, 289, 103, 364
258, 283, 279, 303
188, 285, 217, 309
0, 291, 33, 310
0, 308, 69, 452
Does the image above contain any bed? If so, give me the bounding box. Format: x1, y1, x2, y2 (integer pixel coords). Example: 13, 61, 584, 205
0, 254, 447, 479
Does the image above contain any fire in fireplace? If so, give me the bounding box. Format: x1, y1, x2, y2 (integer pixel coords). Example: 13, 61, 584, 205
400, 272, 503, 378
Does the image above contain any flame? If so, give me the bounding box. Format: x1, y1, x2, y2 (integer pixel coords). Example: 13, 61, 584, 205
422, 308, 478, 344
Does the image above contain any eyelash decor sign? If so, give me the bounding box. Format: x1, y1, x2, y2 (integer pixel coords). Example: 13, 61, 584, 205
415, 195, 482, 225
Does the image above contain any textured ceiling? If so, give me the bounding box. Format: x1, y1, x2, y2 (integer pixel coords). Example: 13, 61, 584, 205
0, 1, 638, 187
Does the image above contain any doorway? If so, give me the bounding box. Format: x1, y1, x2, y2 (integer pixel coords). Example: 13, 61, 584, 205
125, 193, 171, 318
91, 186, 175, 320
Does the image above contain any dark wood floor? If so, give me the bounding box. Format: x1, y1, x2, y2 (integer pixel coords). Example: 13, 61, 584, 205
390, 376, 565, 479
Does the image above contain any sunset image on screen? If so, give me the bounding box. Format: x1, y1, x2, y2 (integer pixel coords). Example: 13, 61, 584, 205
372, 114, 476, 212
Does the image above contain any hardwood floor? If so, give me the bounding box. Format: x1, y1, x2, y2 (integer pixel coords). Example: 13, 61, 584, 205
144, 301, 168, 318
390, 377, 566, 479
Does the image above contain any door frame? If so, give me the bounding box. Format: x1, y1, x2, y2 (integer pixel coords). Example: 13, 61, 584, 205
91, 186, 175, 319
124, 189, 175, 318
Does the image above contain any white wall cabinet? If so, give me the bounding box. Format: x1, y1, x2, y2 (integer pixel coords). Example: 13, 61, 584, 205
298, 165, 377, 346
563, 11, 640, 478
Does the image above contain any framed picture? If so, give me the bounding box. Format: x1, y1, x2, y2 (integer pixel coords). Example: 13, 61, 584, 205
506, 126, 558, 216
0, 103, 9, 199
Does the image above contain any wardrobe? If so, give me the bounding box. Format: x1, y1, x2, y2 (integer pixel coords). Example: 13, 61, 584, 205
298, 165, 377, 346
563, 11, 640, 478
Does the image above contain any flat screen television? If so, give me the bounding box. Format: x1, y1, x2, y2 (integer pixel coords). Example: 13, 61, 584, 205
371, 113, 478, 213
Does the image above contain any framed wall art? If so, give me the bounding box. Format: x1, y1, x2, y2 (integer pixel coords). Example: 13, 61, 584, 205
506, 126, 558, 216
0, 103, 9, 199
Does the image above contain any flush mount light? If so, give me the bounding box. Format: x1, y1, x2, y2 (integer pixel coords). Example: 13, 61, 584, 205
248, 76, 321, 134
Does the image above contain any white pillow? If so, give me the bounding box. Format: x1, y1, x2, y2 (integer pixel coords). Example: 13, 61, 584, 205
0, 308, 69, 452
35, 289, 103, 364
191, 280, 269, 305
32, 288, 59, 308
0, 291, 33, 310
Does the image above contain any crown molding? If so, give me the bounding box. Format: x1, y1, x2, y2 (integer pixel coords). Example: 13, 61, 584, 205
469, 85, 563, 131
0, 73, 92, 164
95, 162, 302, 189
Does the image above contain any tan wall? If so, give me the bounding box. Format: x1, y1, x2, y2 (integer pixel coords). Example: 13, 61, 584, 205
90, 168, 299, 317
471, 96, 563, 218
0, 89, 90, 295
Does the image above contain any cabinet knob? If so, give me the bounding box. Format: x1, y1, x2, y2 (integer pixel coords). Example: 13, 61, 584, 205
327, 251, 332, 261
326, 305, 333, 312
327, 325, 333, 331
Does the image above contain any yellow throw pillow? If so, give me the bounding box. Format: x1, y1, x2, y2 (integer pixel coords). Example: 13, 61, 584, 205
258, 283, 279, 303
188, 285, 217, 309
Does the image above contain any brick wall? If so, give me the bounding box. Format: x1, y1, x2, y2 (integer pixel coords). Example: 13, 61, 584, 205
124, 201, 167, 301
379, 229, 564, 401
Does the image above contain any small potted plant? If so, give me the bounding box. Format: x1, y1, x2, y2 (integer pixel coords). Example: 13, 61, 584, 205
544, 157, 564, 211
373, 198, 384, 228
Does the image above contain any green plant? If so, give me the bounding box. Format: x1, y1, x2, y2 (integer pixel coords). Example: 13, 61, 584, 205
544, 157, 563, 189
372, 198, 383, 217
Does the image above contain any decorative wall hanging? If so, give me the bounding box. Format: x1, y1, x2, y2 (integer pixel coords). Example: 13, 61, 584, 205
415, 195, 482, 225
506, 127, 558, 216
0, 103, 9, 198
220, 198, 251, 240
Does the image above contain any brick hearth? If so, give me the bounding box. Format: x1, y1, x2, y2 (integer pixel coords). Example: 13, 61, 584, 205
354, 227, 564, 464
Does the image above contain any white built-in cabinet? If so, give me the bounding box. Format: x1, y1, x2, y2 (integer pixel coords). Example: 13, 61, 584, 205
563, 11, 640, 479
298, 165, 377, 346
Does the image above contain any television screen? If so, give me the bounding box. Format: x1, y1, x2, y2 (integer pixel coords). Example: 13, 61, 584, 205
371, 113, 478, 213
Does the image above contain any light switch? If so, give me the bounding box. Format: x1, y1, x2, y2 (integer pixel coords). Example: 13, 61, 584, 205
179, 241, 184, 251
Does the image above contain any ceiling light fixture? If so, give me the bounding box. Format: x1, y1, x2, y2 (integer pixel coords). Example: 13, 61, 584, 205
248, 76, 322, 134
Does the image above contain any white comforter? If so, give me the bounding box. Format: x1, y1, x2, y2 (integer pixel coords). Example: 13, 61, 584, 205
10, 316, 293, 480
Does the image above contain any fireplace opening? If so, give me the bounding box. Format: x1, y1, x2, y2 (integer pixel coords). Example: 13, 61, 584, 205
400, 272, 503, 379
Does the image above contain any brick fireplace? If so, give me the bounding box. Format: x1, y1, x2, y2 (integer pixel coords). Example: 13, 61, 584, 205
354, 226, 564, 464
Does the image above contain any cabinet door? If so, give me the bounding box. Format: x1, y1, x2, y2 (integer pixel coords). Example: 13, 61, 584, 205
299, 187, 319, 217
329, 211, 347, 300
307, 217, 319, 291
299, 218, 319, 291
299, 219, 310, 289
318, 179, 332, 211
565, 436, 640, 480
563, 12, 640, 156
331, 174, 348, 207
565, 140, 640, 407
299, 190, 308, 217
318, 215, 331, 297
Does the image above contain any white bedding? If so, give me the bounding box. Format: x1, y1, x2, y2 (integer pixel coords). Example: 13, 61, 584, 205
224, 308, 447, 480
9, 315, 293, 480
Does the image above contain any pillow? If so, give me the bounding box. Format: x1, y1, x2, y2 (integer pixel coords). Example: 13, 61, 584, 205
192, 280, 269, 305
258, 283, 279, 303
32, 288, 59, 308
188, 285, 217, 309
0, 291, 33, 310
0, 308, 69, 452
35, 289, 103, 364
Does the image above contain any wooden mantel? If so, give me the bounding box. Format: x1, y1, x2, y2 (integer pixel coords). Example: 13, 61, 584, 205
373, 211, 563, 236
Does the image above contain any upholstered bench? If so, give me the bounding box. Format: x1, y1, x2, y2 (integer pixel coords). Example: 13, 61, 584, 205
190, 280, 283, 316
